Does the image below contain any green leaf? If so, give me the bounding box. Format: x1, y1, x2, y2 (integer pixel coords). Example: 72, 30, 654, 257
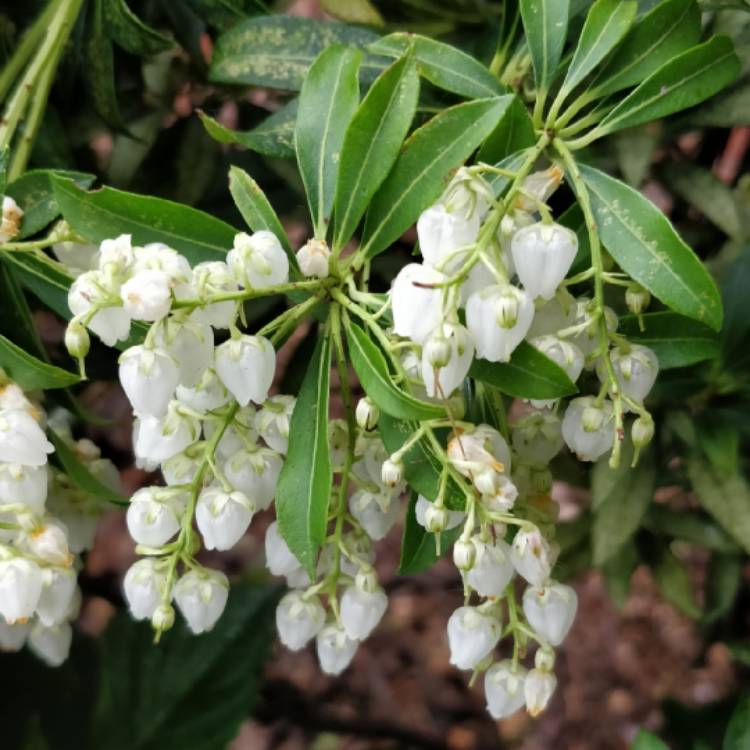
519, 0, 570, 91
578, 163, 723, 331
295, 45, 361, 236
85, 0, 125, 129
367, 33, 504, 99
2, 252, 76, 320
198, 101, 297, 159
344, 320, 444, 421
602, 541, 638, 608
477, 95, 536, 165
721, 250, 750, 370
276, 332, 332, 575
614, 125, 659, 188
209, 15, 380, 91
469, 341, 577, 399
724, 695, 750, 750
591, 440, 655, 565
6, 170, 96, 239
653, 546, 701, 618
702, 552, 742, 625
321, 0, 385, 27
591, 0, 701, 98
560, 0, 637, 96
48, 431, 127, 507
0, 334, 79, 390
333, 55, 419, 250
686, 454, 750, 555
0, 147, 8, 195
94, 584, 278, 750
52, 176, 237, 266
631, 729, 670, 750
399, 493, 461, 574
106, 0, 174, 55
361, 96, 513, 259
684, 82, 750, 128
644, 506, 739, 553
595, 36, 740, 136
618, 312, 720, 369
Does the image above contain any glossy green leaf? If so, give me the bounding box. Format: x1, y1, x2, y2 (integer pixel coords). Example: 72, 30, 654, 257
345, 320, 444, 421
477, 95, 535, 165
48, 431, 127, 507
334, 55, 419, 250
367, 33, 504, 99
52, 176, 237, 266
724, 694, 750, 750
94, 584, 278, 750
106, 0, 174, 55
3, 252, 76, 320
295, 45, 361, 236
0, 334, 78, 390
469, 341, 577, 399
596, 36, 740, 136
276, 332, 332, 575
198, 101, 297, 159
578, 163, 723, 331
619, 312, 720, 369
0, 261, 46, 357
85, 0, 125, 129
561, 0, 636, 96
519, 0, 570, 91
399, 493, 461, 574
687, 454, 750, 555
591, 440, 655, 566
631, 729, 670, 750
209, 15, 380, 91
591, 0, 700, 97
361, 96, 513, 259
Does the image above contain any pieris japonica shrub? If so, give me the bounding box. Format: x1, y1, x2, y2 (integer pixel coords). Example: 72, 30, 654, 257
0, 0, 748, 745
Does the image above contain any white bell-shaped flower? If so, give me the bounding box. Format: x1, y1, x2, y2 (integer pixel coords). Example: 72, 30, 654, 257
195, 486, 256, 551
173, 568, 229, 634
391, 263, 446, 344
480, 474, 519, 513
511, 412, 564, 466
525, 667, 557, 716
28, 621, 72, 667
511, 222, 578, 300
421, 322, 474, 398
119, 345, 180, 417
123, 558, 168, 620
154, 315, 214, 388
264, 521, 301, 577
161, 451, 203, 486
0, 382, 34, 412
190, 261, 238, 329
316, 623, 358, 675
510, 526, 552, 587
561, 396, 615, 462
484, 661, 528, 719
120, 269, 172, 321
35, 567, 77, 627
522, 581, 578, 646
466, 538, 515, 598
0, 195, 23, 242
417, 203, 480, 272
98, 234, 135, 273
348, 490, 400, 541
68, 271, 131, 346
338, 530, 375, 578
340, 584, 388, 640
0, 409, 54, 467
526, 292, 578, 339
446, 606, 501, 670
0, 463, 48, 514
530, 335, 584, 409
296, 238, 331, 278
602, 344, 659, 405
224, 447, 282, 511
466, 284, 534, 363
285, 566, 312, 589
126, 487, 182, 547
175, 368, 230, 414
414, 495, 464, 530
442, 167, 493, 221
26, 521, 72, 567
446, 423, 512, 479
227, 230, 289, 289
133, 409, 200, 470
0, 619, 30, 651
515, 165, 565, 213
133, 243, 191, 287
215, 335, 275, 406
275, 590, 326, 650
0, 557, 43, 623
52, 241, 99, 275
256, 395, 295, 454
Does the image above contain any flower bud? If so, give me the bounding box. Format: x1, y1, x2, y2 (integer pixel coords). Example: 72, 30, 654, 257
530, 336, 584, 408
64, 320, 90, 360
424, 504, 449, 533
485, 661, 528, 719
296, 238, 331, 278
602, 344, 659, 405
28, 621, 72, 667
516, 165, 564, 213
561, 397, 615, 462
173, 568, 229, 634
523, 582, 577, 646
391, 263, 446, 344
424, 332, 452, 368
381, 457, 403, 488
421, 323, 474, 398
151, 603, 175, 632
195, 486, 256, 551
340, 584, 388, 640
625, 283, 651, 315
68, 270, 131, 347
227, 231, 289, 289
466, 538, 515, 597
415, 495, 464, 531
0, 557, 43, 623
119, 345, 180, 418
446, 424, 512, 479
124, 558, 168, 621
276, 590, 326, 650
316, 623, 358, 675
453, 538, 476, 571
215, 334, 276, 406
510, 526, 551, 587
632, 415, 655, 448
524, 667, 557, 716
355, 397, 379, 431
446, 606, 501, 671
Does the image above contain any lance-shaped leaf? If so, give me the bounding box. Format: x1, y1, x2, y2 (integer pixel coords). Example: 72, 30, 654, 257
295, 45, 361, 237
86, 0, 125, 129
0, 334, 79, 390
333, 55, 419, 250
361, 96, 512, 260
52, 176, 237, 266
559, 0, 637, 97
106, 0, 173, 55
368, 33, 504, 99
519, 0, 570, 92
578, 164, 722, 331
477, 95, 535, 165
399, 493, 461, 574
344, 320, 444, 421
594, 36, 740, 137
276, 332, 332, 575
469, 341, 576, 399
590, 0, 701, 98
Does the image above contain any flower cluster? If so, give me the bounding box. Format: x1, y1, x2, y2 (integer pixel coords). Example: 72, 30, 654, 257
0, 196, 23, 243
